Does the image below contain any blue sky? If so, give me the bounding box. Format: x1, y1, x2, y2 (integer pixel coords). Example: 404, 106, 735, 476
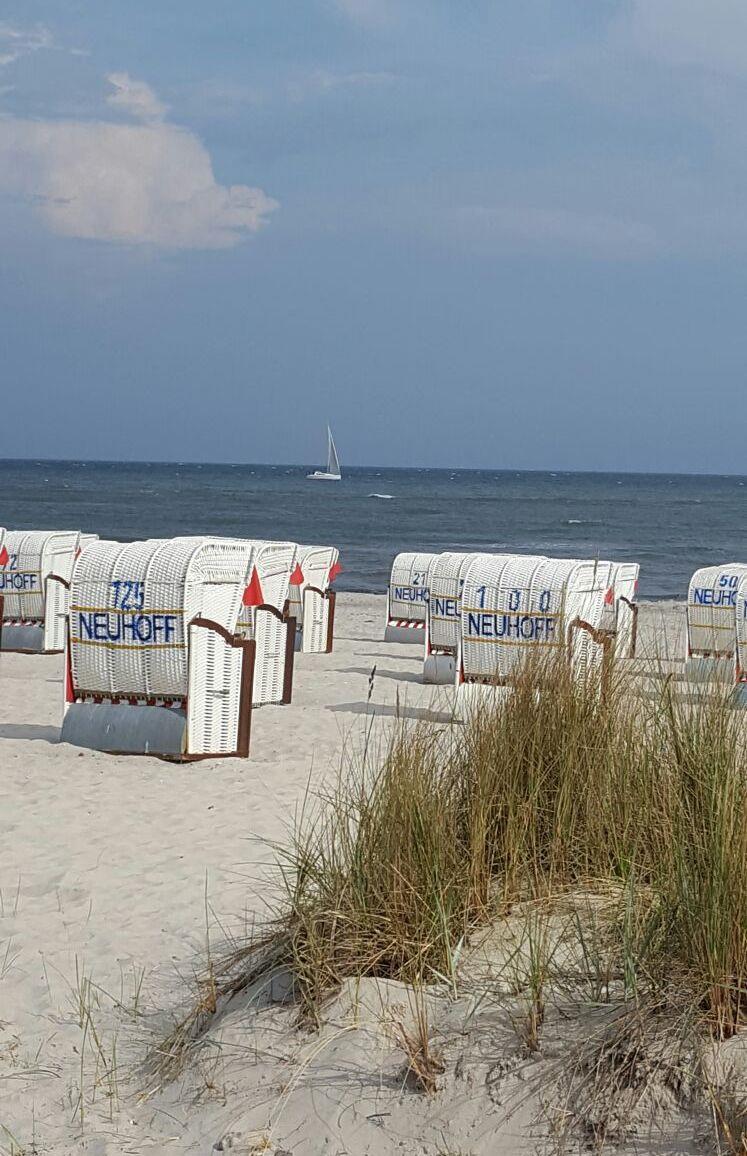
1, 1, 746, 471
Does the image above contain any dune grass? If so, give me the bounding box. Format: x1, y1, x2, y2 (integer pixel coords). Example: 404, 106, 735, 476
162, 655, 747, 1086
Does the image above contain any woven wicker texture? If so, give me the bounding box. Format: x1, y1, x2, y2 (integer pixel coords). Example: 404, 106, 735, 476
735, 573, 747, 679
187, 621, 245, 754
287, 545, 338, 628
236, 540, 297, 635
302, 587, 331, 653
386, 552, 440, 627
687, 564, 747, 660
607, 562, 640, 659
253, 610, 287, 705
69, 537, 253, 698
427, 552, 497, 655
460, 554, 611, 685
1, 530, 82, 624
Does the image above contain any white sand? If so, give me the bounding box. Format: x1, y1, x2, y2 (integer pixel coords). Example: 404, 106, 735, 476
0, 595, 696, 1154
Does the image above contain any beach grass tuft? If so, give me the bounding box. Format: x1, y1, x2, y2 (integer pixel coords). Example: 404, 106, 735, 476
160, 652, 747, 1122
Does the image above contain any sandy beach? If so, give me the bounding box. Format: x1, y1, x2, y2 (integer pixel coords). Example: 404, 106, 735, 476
0, 594, 699, 1154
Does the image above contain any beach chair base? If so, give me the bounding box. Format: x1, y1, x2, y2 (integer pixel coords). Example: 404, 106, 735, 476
384, 623, 426, 644
0, 624, 46, 653
423, 652, 455, 685
61, 702, 188, 758
455, 681, 510, 718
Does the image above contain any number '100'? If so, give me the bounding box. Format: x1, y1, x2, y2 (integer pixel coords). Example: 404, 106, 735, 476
474, 585, 552, 612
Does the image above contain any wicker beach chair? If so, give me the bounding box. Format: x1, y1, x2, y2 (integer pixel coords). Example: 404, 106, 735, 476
285, 544, 340, 654
456, 554, 613, 709
235, 540, 299, 706
0, 529, 99, 654
686, 563, 747, 682
423, 551, 493, 683
60, 536, 257, 759
598, 562, 640, 660
384, 551, 440, 643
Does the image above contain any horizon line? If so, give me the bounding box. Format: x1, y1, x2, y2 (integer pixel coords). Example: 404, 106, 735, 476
0, 457, 745, 480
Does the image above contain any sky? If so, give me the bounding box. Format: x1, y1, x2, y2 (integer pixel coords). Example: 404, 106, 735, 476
1, 1, 747, 473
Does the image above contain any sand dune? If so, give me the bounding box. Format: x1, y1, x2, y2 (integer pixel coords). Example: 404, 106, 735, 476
0, 595, 694, 1154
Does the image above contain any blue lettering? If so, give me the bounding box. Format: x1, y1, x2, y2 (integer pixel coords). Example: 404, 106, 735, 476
75, 611, 179, 645
93, 612, 108, 640
394, 586, 428, 603
693, 587, 736, 608
466, 612, 557, 643
0, 572, 37, 591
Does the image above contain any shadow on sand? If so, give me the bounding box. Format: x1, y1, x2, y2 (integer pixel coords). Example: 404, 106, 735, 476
0, 723, 59, 743
327, 702, 456, 725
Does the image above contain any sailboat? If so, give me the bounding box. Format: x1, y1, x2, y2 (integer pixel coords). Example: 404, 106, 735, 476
307, 425, 342, 481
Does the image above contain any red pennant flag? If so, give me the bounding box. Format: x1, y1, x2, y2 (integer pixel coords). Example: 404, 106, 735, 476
289, 562, 304, 586
604, 586, 615, 606
328, 560, 343, 583
242, 567, 264, 607
0, 546, 8, 567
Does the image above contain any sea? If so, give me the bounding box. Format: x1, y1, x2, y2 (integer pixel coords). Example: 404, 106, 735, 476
1, 460, 745, 600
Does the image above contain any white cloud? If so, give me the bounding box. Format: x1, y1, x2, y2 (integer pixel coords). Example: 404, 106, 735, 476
107, 71, 167, 122
0, 75, 277, 249
626, 0, 747, 74
0, 22, 52, 68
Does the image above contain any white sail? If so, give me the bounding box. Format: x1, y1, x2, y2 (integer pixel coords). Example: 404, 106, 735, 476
327, 427, 341, 476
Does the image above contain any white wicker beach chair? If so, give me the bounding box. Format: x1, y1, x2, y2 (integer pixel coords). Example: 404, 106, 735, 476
597, 562, 640, 661
286, 544, 340, 654
60, 536, 257, 760
384, 552, 440, 643
235, 540, 299, 706
685, 563, 747, 682
456, 554, 613, 709
0, 529, 98, 654
423, 552, 495, 683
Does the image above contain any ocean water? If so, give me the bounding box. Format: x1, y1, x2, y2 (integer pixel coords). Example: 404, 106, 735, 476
0, 460, 745, 599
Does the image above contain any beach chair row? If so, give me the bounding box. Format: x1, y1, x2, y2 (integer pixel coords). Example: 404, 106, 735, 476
0, 529, 340, 760
384, 550, 640, 693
